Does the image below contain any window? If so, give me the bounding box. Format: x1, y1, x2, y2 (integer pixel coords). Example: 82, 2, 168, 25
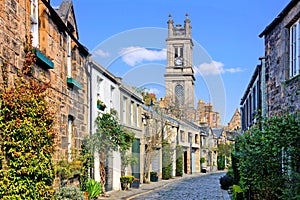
67, 115, 74, 161
30, 0, 39, 47
130, 101, 134, 126
110, 86, 115, 108
289, 19, 300, 78
180, 131, 185, 142
175, 84, 184, 106
67, 35, 72, 78
174, 46, 183, 58
123, 97, 127, 123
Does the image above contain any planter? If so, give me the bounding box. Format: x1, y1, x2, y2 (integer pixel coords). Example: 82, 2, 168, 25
84, 191, 89, 200
97, 104, 105, 111
150, 172, 158, 182
131, 180, 140, 188
121, 182, 129, 191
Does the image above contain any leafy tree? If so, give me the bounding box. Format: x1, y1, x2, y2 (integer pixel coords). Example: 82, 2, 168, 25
85, 109, 134, 193
235, 113, 300, 200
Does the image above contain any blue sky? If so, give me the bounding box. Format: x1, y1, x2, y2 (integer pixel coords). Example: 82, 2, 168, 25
51, 0, 290, 125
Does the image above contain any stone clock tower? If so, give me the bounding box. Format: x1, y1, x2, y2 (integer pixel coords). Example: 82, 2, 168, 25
164, 14, 195, 110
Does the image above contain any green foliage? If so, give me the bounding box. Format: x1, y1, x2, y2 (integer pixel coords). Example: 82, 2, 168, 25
218, 143, 232, 157
232, 185, 244, 200
121, 154, 138, 175
200, 157, 206, 164
55, 186, 84, 200
79, 142, 93, 191
235, 113, 300, 199
217, 153, 225, 170
175, 145, 183, 176
85, 179, 102, 199
86, 109, 135, 155
120, 175, 134, 184
0, 78, 56, 199
162, 141, 172, 180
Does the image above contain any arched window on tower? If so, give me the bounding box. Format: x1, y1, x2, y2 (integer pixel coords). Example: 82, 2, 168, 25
175, 84, 184, 106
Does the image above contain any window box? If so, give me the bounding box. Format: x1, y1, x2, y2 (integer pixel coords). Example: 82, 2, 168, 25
67, 77, 83, 90
97, 99, 106, 111
34, 49, 54, 69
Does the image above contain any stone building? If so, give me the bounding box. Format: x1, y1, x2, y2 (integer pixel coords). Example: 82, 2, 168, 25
89, 59, 144, 191
165, 14, 195, 115
196, 100, 220, 128
0, 0, 90, 186
225, 109, 241, 132
259, 0, 300, 117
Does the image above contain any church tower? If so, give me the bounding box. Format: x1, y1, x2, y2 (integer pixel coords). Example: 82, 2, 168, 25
164, 14, 195, 110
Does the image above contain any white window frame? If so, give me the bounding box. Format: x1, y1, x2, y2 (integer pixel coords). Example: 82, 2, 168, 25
30, 0, 39, 47
67, 116, 73, 162
67, 35, 72, 78
289, 19, 300, 78
123, 97, 127, 124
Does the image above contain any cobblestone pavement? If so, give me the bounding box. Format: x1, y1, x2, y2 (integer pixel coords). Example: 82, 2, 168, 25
99, 171, 230, 200
132, 172, 228, 200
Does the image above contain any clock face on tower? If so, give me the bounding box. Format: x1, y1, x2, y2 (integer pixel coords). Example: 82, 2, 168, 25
175, 57, 183, 66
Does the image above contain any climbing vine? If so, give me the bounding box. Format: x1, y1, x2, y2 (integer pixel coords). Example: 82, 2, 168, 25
0, 35, 56, 199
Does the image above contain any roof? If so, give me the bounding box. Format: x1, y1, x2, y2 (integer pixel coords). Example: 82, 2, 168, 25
41, 0, 89, 56
240, 64, 261, 105
259, 0, 299, 37
212, 128, 223, 138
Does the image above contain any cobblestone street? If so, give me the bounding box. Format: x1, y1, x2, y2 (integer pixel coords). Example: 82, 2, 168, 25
132, 172, 228, 200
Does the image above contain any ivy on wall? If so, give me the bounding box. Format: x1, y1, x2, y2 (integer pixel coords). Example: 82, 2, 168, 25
0, 35, 56, 199
0, 79, 56, 199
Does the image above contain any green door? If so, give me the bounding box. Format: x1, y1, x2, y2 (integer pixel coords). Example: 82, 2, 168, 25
131, 139, 140, 180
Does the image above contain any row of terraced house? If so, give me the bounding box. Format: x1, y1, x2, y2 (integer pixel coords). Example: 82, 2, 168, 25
0, 0, 228, 192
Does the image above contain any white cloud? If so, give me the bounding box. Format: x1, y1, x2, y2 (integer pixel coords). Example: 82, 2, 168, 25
119, 46, 166, 66
94, 49, 110, 58
145, 88, 161, 96
194, 60, 243, 76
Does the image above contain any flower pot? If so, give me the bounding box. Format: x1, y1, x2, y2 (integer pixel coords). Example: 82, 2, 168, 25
131, 180, 140, 188
97, 104, 105, 111
121, 182, 129, 190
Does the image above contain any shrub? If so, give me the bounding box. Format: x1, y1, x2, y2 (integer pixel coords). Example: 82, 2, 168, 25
56, 186, 84, 200
162, 142, 172, 180
200, 157, 206, 164
217, 154, 225, 170
232, 185, 244, 200
176, 145, 183, 176
0, 79, 56, 199
85, 179, 102, 199
220, 175, 233, 190
120, 176, 134, 184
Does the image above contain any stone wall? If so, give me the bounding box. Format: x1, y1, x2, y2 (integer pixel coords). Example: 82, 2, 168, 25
264, 2, 300, 116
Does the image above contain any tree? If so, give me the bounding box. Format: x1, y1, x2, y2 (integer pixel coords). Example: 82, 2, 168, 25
235, 113, 300, 199
85, 109, 134, 193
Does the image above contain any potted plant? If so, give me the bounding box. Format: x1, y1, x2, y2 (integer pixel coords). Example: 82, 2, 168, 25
150, 171, 158, 182
85, 179, 102, 199
97, 99, 106, 111
200, 157, 207, 173
120, 176, 134, 190
131, 177, 140, 188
